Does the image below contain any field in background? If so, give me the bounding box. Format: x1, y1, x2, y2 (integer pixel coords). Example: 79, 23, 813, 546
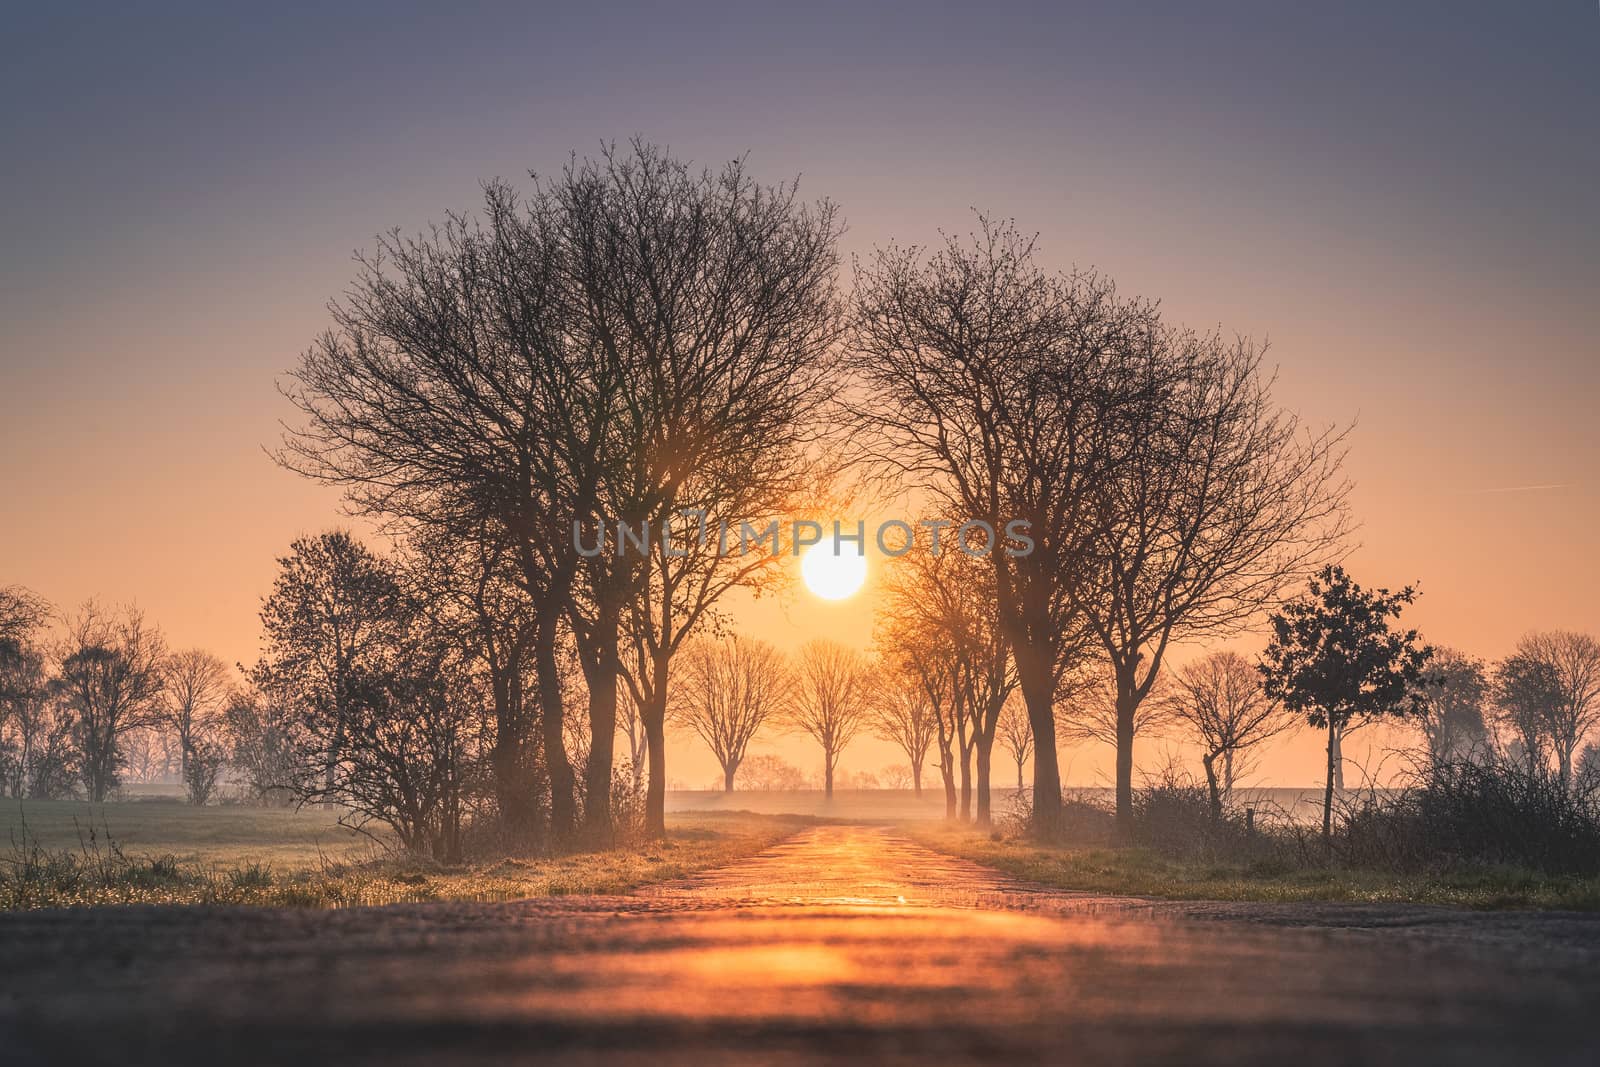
0, 800, 807, 909
669, 787, 1337, 824
4, 798, 376, 871
2, 784, 1341, 875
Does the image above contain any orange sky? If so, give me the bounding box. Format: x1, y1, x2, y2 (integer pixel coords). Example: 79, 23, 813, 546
2, 5, 1595, 788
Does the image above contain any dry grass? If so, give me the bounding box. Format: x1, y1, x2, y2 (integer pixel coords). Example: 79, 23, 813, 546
0, 800, 805, 910
910, 824, 1600, 911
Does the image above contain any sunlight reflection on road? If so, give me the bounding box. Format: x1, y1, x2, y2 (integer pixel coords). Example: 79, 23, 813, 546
5, 824, 1597, 1065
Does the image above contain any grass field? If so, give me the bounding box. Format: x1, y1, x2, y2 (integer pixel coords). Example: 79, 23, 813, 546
912, 825, 1600, 911
0, 799, 809, 910
4, 798, 378, 871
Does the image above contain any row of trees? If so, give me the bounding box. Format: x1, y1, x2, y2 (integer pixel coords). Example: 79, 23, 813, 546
0, 586, 251, 806
19, 143, 1584, 852
871, 556, 1600, 839
274, 141, 1600, 844
280, 143, 841, 843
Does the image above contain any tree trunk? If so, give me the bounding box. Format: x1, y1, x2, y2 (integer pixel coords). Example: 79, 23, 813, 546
911, 757, 923, 798
958, 743, 973, 822
1016, 758, 1025, 793
1202, 750, 1223, 822
940, 748, 957, 819
1015, 646, 1061, 835
1322, 719, 1337, 842
723, 764, 736, 793
490, 670, 538, 846
535, 620, 575, 840
581, 600, 621, 839
824, 753, 835, 800
974, 740, 993, 829
1329, 724, 1344, 790
1114, 686, 1137, 838
643, 693, 667, 837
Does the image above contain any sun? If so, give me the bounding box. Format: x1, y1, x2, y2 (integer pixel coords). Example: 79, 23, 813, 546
800, 540, 868, 600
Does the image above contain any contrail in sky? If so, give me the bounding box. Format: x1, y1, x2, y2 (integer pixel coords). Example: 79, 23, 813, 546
1466, 483, 1571, 494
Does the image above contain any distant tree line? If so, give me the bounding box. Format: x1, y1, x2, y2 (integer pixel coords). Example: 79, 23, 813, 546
10, 142, 1594, 858
0, 585, 251, 808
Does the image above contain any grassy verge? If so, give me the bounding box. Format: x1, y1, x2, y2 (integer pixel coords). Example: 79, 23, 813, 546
910, 826, 1600, 911
1, 810, 804, 910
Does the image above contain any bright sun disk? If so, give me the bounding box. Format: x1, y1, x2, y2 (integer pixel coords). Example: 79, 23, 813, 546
800, 540, 868, 600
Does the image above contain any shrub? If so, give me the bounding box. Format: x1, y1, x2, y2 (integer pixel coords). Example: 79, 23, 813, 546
1336, 758, 1600, 875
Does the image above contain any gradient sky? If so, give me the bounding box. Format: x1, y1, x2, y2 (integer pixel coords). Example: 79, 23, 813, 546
2, 2, 1595, 786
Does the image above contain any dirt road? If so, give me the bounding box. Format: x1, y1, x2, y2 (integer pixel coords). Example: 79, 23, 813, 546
5, 824, 1599, 1065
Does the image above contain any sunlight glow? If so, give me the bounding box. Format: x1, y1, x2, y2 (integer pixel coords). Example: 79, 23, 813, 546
800, 540, 867, 600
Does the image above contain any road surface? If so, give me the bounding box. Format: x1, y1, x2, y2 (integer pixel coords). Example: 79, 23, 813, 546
4, 824, 1600, 1065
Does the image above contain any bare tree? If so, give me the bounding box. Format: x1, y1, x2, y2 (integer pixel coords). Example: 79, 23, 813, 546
283, 143, 841, 841
1057, 665, 1174, 761
849, 219, 1147, 834
1412, 647, 1490, 765
0, 585, 50, 650
1494, 652, 1560, 775
282, 176, 613, 841
879, 619, 963, 819
995, 692, 1032, 793
1066, 326, 1351, 832
225, 687, 301, 806
673, 636, 790, 792
0, 586, 54, 797
1514, 631, 1600, 788
251, 532, 407, 799
54, 603, 167, 802
557, 144, 842, 837
871, 667, 937, 798
1162, 651, 1296, 818
162, 649, 232, 803
617, 686, 647, 796
787, 640, 874, 799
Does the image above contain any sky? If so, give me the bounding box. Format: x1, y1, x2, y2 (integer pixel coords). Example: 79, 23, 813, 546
2, 2, 1596, 787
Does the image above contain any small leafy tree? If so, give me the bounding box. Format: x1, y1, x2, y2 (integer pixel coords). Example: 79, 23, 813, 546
1260, 566, 1432, 839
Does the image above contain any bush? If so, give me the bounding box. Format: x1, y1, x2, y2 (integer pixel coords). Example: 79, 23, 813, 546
1336, 758, 1600, 875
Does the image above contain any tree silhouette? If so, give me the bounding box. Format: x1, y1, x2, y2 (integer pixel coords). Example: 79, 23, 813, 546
1412, 647, 1489, 766
1260, 566, 1432, 839
787, 640, 874, 799
1511, 631, 1600, 789
1066, 328, 1349, 832
850, 219, 1151, 834
872, 668, 938, 798
994, 693, 1032, 793
161, 649, 232, 804
673, 636, 790, 793
1162, 651, 1295, 818
54, 604, 166, 802
251, 532, 408, 800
